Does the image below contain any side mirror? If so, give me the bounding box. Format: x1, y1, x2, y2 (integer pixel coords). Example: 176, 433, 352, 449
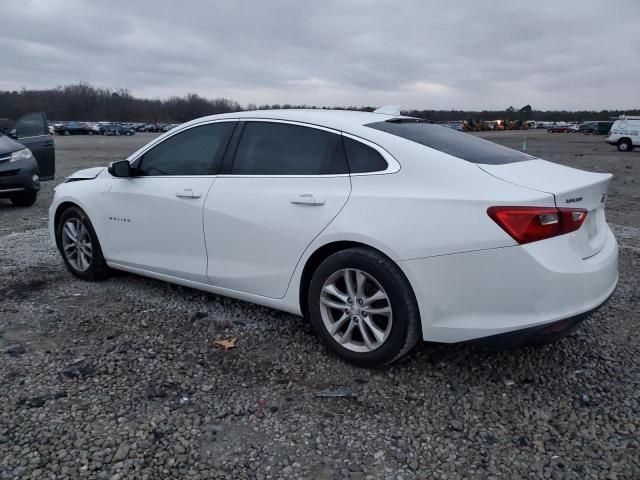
8, 129, 17, 139
108, 160, 133, 178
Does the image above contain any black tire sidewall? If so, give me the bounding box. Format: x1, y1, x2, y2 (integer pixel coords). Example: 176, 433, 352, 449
308, 248, 419, 368
57, 206, 108, 281
10, 190, 37, 207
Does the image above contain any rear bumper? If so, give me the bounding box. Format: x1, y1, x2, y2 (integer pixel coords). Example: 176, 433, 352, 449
475, 286, 614, 348
400, 226, 618, 343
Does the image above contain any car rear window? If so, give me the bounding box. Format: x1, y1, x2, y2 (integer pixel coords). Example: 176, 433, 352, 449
366, 120, 532, 165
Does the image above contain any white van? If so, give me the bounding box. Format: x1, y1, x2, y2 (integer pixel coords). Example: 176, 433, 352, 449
606, 116, 640, 152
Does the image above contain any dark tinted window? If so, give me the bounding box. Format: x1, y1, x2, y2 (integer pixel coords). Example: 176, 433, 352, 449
366, 120, 531, 165
137, 122, 234, 176
343, 137, 388, 173
232, 122, 348, 175
16, 113, 48, 138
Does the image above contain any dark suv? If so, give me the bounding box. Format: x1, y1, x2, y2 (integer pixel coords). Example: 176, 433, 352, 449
0, 112, 55, 207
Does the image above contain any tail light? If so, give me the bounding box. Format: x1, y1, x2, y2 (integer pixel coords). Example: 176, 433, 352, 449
487, 206, 588, 244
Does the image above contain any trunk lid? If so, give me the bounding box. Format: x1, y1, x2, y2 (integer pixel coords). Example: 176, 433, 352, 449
478, 159, 612, 258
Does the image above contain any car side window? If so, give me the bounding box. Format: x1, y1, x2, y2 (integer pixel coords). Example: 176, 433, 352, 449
231, 122, 348, 175
16, 113, 48, 138
137, 122, 234, 176
342, 137, 388, 173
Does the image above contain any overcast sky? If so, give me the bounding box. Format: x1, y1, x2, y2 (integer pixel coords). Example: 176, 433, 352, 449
2, 0, 639, 110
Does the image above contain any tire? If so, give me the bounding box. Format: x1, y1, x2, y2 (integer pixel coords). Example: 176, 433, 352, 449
617, 139, 633, 152
88, 131, 94, 136
126, 131, 132, 136
64, 130, 70, 136
308, 247, 420, 368
10, 190, 37, 207
56, 206, 111, 281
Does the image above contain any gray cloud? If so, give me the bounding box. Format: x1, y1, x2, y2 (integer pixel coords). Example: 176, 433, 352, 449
1, 0, 638, 109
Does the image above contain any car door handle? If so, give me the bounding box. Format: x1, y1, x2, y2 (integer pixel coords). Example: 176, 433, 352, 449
176, 189, 202, 199
290, 194, 325, 206
42, 141, 54, 147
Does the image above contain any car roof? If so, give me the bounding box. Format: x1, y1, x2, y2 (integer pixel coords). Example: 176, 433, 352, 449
185, 109, 410, 134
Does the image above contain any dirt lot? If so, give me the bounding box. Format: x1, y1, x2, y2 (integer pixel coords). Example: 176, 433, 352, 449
1, 130, 638, 479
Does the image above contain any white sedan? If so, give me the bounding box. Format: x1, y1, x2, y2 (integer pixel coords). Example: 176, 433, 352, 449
49, 109, 618, 367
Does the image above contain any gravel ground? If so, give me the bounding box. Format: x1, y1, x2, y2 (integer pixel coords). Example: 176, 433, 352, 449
0, 130, 639, 479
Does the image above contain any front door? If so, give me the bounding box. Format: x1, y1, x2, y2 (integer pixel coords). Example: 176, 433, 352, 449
15, 112, 55, 180
204, 120, 352, 298
102, 121, 236, 283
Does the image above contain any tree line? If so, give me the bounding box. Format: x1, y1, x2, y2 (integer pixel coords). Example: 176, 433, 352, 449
1, 83, 637, 123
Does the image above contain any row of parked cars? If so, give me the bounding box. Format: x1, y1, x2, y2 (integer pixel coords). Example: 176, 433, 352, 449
50, 121, 180, 136
545, 121, 614, 134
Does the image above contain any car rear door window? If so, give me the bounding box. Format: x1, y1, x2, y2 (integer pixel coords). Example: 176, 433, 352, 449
342, 137, 388, 173
137, 122, 234, 176
366, 120, 531, 165
15, 112, 48, 138
231, 122, 348, 175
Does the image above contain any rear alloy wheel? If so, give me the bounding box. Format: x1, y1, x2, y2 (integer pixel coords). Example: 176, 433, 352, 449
308, 247, 420, 367
10, 190, 37, 207
617, 139, 633, 152
57, 206, 111, 280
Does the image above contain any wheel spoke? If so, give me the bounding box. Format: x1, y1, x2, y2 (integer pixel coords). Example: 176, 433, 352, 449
363, 289, 386, 306
320, 296, 347, 311
63, 222, 78, 242
329, 313, 350, 335
355, 270, 366, 298
358, 322, 375, 350
339, 319, 356, 344
343, 270, 356, 299
63, 243, 75, 252
362, 317, 386, 343
322, 284, 349, 304
364, 305, 391, 316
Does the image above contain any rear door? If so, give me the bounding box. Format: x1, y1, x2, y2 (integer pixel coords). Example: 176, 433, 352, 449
203, 120, 351, 298
14, 112, 55, 180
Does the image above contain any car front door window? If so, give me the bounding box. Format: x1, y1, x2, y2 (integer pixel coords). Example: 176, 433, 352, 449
137, 122, 235, 176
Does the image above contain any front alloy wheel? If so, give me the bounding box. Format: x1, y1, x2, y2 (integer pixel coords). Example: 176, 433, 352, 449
61, 218, 93, 272
57, 206, 111, 281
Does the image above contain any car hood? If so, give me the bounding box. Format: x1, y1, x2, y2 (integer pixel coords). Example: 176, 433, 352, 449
0, 134, 26, 155
66, 167, 104, 181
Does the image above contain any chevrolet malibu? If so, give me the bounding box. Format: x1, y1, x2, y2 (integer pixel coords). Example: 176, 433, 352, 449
49, 109, 618, 367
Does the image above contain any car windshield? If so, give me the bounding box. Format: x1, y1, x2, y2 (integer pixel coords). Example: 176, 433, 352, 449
366, 120, 533, 165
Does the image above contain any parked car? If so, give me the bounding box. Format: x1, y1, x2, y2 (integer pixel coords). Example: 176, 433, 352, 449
585, 121, 614, 136
162, 123, 179, 132
138, 123, 163, 133
49, 109, 618, 367
547, 125, 571, 133
606, 116, 640, 152
1, 112, 55, 206
98, 124, 135, 136
54, 122, 91, 135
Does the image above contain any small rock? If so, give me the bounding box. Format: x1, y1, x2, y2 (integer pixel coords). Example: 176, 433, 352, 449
449, 420, 464, 431
62, 359, 95, 378
6, 345, 26, 357
112, 443, 130, 463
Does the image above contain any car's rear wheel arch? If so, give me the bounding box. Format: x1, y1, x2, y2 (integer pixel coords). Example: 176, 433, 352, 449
299, 241, 415, 318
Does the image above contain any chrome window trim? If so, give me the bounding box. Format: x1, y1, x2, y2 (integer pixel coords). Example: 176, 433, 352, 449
128, 119, 239, 167
340, 131, 400, 176
126, 117, 401, 179
217, 118, 400, 178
